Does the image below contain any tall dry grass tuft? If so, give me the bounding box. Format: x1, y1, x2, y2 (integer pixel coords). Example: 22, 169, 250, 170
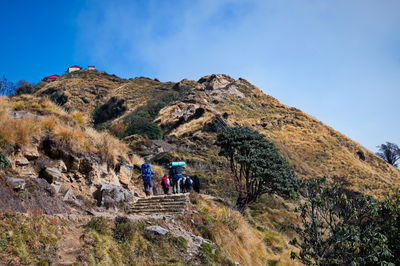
40, 115, 58, 132
151, 164, 165, 178
0, 98, 41, 147
69, 110, 89, 128
130, 154, 144, 166
86, 128, 130, 166
53, 126, 95, 154
195, 196, 300, 266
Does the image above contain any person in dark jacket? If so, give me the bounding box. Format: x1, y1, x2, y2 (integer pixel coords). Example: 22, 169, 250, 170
185, 176, 193, 192
192, 175, 200, 193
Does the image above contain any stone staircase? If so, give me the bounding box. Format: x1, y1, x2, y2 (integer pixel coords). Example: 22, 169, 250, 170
128, 194, 189, 215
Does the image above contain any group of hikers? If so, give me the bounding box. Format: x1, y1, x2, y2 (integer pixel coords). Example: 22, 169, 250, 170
140, 162, 200, 196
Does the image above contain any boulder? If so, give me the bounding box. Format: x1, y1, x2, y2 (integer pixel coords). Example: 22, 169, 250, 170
97, 183, 134, 208
6, 177, 26, 191
54, 160, 67, 173
22, 146, 40, 160
15, 156, 29, 166
118, 163, 133, 188
40, 167, 62, 184
144, 225, 169, 240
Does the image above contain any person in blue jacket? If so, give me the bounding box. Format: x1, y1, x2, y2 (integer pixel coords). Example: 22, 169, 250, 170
141, 163, 154, 196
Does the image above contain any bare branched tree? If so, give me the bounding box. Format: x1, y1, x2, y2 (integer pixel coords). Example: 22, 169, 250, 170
0, 76, 16, 96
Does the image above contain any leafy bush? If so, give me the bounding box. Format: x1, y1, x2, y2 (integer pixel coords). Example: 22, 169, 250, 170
0, 153, 10, 168
123, 91, 182, 140
86, 217, 109, 235
113, 216, 135, 243
125, 120, 162, 140
291, 178, 398, 265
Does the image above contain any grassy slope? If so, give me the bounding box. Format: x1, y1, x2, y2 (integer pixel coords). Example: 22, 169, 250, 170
7, 71, 398, 265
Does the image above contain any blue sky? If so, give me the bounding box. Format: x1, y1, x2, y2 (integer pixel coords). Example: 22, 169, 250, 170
1, 0, 399, 152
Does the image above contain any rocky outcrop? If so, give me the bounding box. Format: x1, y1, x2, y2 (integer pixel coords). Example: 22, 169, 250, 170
96, 183, 134, 209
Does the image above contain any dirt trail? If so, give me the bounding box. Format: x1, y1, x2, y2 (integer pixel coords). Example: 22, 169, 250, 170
56, 221, 85, 265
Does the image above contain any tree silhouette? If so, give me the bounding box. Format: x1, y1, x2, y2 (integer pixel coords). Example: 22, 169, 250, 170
376, 142, 400, 168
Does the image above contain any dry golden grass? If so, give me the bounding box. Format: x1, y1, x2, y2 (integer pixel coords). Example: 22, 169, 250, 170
86, 128, 130, 165
216, 85, 400, 198
1, 96, 136, 168
69, 110, 89, 128
0, 98, 41, 148
151, 164, 165, 177
196, 195, 300, 266
130, 154, 145, 166
11, 94, 66, 116
53, 125, 95, 154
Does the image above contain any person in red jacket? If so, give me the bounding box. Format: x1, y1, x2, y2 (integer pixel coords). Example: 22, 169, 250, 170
161, 174, 170, 195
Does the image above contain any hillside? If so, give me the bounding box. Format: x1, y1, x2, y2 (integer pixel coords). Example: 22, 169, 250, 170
0, 69, 398, 265
34, 70, 400, 197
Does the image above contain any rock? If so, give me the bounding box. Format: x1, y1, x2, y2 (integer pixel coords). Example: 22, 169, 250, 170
22, 146, 40, 160
52, 181, 63, 194
144, 225, 169, 240
6, 177, 26, 191
55, 160, 67, 173
15, 156, 29, 166
40, 167, 62, 184
63, 188, 74, 201
79, 158, 94, 174
118, 163, 133, 188
97, 183, 134, 208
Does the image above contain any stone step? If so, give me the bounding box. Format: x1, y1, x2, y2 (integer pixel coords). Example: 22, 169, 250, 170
130, 205, 186, 211
128, 194, 189, 215
131, 205, 186, 209
135, 200, 187, 205
136, 195, 187, 201
132, 203, 187, 208
129, 209, 185, 214
139, 194, 187, 199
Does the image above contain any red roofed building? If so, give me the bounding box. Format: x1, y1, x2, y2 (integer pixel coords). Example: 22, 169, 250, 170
66, 65, 82, 73
88, 65, 96, 70
42, 74, 60, 82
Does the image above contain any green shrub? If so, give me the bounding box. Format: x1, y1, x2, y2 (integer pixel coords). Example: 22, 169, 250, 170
125, 120, 162, 140
85, 217, 109, 234
113, 216, 135, 243
123, 91, 183, 140
0, 153, 10, 168
168, 236, 188, 251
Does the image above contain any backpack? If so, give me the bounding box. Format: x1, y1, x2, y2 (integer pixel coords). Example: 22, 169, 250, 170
141, 164, 153, 179
185, 178, 193, 186
161, 177, 170, 188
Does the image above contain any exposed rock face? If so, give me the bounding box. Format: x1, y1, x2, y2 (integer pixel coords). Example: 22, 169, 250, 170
96, 183, 134, 209
40, 167, 62, 184
0, 177, 68, 214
